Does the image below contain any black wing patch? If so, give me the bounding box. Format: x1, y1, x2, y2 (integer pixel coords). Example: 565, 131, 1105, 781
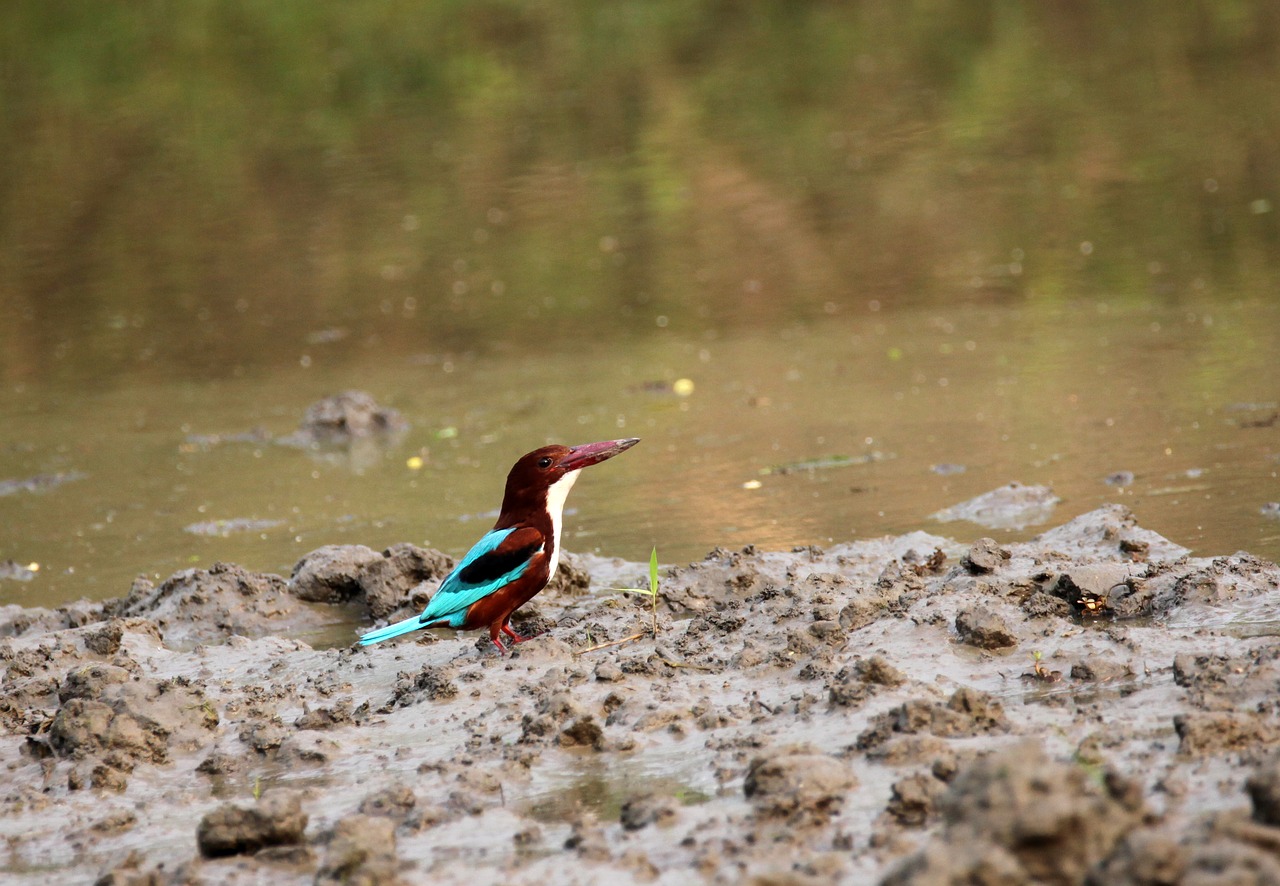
457, 539, 542, 586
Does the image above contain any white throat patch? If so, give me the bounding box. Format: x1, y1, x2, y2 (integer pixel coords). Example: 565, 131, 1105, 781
544, 470, 580, 579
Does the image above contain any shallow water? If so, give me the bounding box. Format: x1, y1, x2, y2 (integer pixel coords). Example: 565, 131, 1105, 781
2, 294, 1279, 609
2, 3, 1279, 609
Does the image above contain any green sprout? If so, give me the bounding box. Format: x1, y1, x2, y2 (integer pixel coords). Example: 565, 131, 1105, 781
576, 548, 662, 655
607, 547, 661, 640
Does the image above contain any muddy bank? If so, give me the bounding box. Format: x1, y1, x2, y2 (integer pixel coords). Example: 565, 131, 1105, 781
2, 504, 1280, 884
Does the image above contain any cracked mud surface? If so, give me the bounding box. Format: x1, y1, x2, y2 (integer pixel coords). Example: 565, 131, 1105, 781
3, 504, 1280, 884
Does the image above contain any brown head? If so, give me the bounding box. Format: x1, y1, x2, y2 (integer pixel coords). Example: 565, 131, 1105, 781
496, 438, 640, 526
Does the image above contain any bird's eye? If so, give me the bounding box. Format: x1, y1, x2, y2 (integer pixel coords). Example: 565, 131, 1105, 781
537, 456, 553, 469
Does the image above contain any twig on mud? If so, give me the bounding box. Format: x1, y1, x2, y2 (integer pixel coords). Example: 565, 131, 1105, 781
654, 655, 715, 672
574, 632, 646, 655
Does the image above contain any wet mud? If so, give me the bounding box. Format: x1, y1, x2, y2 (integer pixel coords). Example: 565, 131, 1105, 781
3, 504, 1280, 884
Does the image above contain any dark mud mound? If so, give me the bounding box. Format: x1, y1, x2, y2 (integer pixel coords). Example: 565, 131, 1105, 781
276, 390, 408, 449
290, 542, 454, 619
105, 563, 313, 648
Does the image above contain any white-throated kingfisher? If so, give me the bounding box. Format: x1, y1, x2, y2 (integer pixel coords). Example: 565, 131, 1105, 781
359, 437, 639, 653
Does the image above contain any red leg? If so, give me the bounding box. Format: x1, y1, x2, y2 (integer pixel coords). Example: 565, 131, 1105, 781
501, 622, 528, 644
488, 624, 508, 654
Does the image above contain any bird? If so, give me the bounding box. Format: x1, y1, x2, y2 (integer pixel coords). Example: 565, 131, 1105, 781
359, 437, 639, 653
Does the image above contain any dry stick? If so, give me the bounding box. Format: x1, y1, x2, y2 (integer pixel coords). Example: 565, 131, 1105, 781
654, 655, 715, 672
575, 632, 646, 655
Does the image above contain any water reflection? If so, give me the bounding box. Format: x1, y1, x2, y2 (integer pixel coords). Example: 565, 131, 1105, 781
1, 4, 1279, 607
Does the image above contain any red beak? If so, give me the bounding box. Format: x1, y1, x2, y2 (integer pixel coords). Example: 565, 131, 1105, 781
558, 437, 640, 471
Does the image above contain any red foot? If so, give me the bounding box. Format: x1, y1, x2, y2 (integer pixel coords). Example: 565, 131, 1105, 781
501, 623, 528, 644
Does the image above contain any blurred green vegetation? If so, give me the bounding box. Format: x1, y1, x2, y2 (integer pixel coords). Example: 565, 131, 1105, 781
1, 0, 1277, 382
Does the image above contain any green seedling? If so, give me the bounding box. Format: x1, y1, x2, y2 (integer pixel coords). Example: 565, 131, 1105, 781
606, 547, 661, 639
577, 548, 661, 655
1027, 650, 1062, 683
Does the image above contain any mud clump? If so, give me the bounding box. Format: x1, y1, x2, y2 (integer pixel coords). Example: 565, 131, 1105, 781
857, 687, 1010, 751
744, 747, 856, 821
46, 676, 218, 790
104, 562, 314, 647
545, 551, 592, 595
357, 543, 456, 620
883, 742, 1144, 885
961, 538, 1010, 574
827, 655, 906, 708
559, 715, 605, 750
521, 691, 587, 744
1155, 552, 1280, 614
196, 792, 308, 858
279, 390, 408, 448
619, 793, 679, 831
315, 814, 403, 885
1175, 712, 1280, 758
359, 786, 417, 820
835, 578, 906, 632
954, 604, 1018, 649
291, 541, 458, 620
58, 663, 131, 702
931, 482, 1060, 530
289, 545, 383, 603
885, 771, 949, 827
381, 665, 458, 711
1246, 756, 1280, 826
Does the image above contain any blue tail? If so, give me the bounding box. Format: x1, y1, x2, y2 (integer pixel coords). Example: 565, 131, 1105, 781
359, 613, 425, 646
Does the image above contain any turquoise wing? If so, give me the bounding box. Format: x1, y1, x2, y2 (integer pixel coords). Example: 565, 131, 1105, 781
420, 526, 543, 627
